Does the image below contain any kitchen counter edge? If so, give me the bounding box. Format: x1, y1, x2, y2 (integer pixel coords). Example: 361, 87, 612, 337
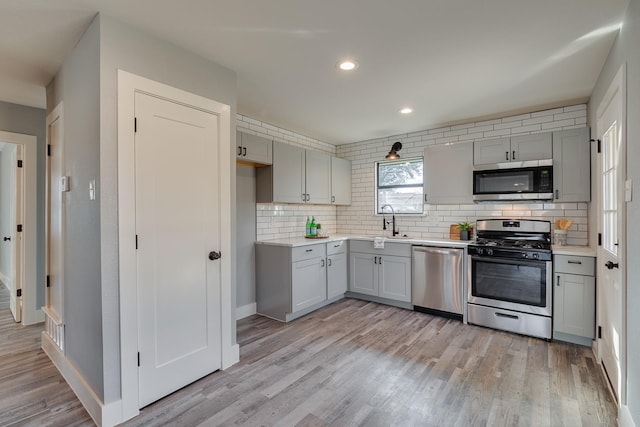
551, 245, 597, 257
256, 235, 471, 248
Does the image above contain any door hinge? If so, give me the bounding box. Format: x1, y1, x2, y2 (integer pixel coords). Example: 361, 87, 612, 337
17, 159, 23, 168
134, 117, 137, 133
598, 233, 602, 246
137, 352, 140, 367
47, 144, 51, 156
135, 235, 138, 249
598, 325, 602, 339
17, 289, 22, 297
46, 275, 50, 288
17, 224, 22, 233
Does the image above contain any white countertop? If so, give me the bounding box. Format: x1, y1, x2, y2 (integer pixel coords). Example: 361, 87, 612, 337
552, 245, 597, 257
256, 235, 471, 248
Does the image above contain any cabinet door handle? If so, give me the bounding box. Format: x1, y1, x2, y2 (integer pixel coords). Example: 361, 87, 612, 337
505, 151, 509, 161
243, 147, 247, 157
378, 256, 382, 264
332, 195, 335, 203
374, 257, 377, 264
306, 194, 310, 202
512, 150, 516, 160
237, 146, 242, 156
556, 275, 561, 286
424, 194, 428, 203
555, 189, 559, 199
302, 193, 306, 201
567, 260, 582, 265
321, 259, 325, 267
327, 258, 332, 267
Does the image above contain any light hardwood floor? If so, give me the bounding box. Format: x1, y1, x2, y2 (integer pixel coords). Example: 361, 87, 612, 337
0, 293, 616, 426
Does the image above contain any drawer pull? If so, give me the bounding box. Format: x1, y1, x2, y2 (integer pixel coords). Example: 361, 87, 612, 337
305, 249, 313, 252
567, 260, 582, 265
495, 312, 519, 320
334, 244, 341, 247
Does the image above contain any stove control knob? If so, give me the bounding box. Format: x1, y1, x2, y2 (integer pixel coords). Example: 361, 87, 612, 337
532, 253, 539, 259
521, 253, 528, 259
486, 249, 493, 256
476, 248, 484, 255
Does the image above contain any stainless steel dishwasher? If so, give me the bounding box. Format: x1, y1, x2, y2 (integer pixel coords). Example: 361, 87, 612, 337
412, 246, 463, 318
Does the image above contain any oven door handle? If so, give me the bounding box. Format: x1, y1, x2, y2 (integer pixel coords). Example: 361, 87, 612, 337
469, 255, 548, 267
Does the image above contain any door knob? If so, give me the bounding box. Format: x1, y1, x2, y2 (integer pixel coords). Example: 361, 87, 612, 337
208, 251, 221, 261
3, 237, 10, 241
605, 261, 619, 270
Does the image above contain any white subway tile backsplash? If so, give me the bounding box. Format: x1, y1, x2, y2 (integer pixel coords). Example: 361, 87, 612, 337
242, 104, 589, 244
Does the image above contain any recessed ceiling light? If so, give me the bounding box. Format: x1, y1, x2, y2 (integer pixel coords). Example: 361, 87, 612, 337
337, 60, 358, 71
400, 107, 413, 114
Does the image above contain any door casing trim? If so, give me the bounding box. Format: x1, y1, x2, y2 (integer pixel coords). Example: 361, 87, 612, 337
117, 70, 237, 424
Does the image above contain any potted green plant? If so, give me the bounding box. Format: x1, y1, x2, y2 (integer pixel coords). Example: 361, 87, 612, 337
457, 221, 473, 241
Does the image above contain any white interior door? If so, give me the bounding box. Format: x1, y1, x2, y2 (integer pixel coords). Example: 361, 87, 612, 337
46, 111, 65, 324
8, 145, 22, 323
596, 68, 625, 402
135, 92, 222, 407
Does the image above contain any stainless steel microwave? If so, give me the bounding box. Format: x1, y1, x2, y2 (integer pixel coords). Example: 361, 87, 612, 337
473, 161, 553, 202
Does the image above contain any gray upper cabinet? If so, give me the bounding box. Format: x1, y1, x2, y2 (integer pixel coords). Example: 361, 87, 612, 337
424, 141, 473, 204
257, 141, 334, 204
236, 131, 272, 165
473, 133, 552, 165
331, 157, 352, 205
553, 128, 591, 202
305, 150, 332, 204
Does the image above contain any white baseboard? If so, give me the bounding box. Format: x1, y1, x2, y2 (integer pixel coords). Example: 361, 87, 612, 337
621, 405, 637, 427
41, 332, 123, 427
236, 302, 256, 320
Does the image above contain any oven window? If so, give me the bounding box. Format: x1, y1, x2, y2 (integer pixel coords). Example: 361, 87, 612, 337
472, 258, 546, 306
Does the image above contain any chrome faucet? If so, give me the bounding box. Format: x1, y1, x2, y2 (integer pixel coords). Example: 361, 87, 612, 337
380, 204, 399, 237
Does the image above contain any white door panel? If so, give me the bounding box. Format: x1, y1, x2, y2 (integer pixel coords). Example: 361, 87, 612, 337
596, 67, 625, 402
135, 92, 221, 407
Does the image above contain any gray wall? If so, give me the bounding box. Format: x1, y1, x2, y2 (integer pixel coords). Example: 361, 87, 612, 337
589, 0, 639, 422
0, 101, 46, 310
46, 13, 237, 403
236, 164, 256, 309
47, 16, 103, 399
0, 145, 17, 279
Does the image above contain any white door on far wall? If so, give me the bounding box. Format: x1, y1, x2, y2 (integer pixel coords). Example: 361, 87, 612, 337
596, 65, 626, 404
135, 92, 222, 407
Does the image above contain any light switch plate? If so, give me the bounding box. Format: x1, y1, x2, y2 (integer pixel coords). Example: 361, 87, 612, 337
60, 176, 69, 192
625, 179, 632, 202
89, 179, 96, 200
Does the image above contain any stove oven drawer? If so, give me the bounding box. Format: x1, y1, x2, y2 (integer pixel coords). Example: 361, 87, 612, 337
467, 304, 551, 339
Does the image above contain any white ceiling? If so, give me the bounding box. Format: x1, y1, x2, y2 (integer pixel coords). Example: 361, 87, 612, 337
0, 0, 629, 144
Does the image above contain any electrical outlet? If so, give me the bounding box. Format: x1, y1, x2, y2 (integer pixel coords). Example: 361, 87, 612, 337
60, 176, 70, 192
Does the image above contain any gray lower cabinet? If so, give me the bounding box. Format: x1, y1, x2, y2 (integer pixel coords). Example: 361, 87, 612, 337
553, 254, 596, 346
327, 241, 348, 299
256, 240, 347, 322
348, 241, 411, 304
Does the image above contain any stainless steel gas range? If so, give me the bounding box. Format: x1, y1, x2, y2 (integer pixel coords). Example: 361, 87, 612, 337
467, 219, 552, 339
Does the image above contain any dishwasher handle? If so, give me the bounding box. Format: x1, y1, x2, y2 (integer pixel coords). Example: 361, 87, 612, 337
412, 246, 463, 257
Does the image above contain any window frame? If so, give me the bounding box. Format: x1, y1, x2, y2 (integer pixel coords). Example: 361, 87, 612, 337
375, 157, 424, 215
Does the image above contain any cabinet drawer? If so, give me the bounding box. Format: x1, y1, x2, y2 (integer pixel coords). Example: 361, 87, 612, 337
349, 240, 411, 257
554, 255, 595, 276
327, 239, 347, 255
292, 244, 326, 262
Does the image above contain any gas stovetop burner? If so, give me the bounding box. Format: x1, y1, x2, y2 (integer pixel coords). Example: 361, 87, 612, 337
473, 238, 550, 250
